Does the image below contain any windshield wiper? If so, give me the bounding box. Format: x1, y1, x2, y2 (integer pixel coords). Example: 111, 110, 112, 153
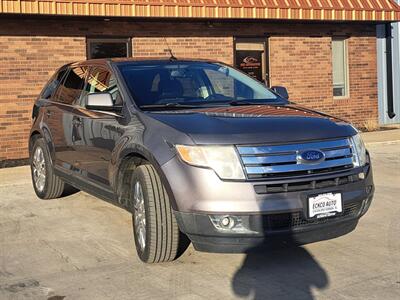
140, 103, 202, 110
228, 100, 285, 106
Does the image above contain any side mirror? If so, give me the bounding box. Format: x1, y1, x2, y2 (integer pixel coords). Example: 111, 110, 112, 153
86, 93, 114, 111
271, 86, 289, 99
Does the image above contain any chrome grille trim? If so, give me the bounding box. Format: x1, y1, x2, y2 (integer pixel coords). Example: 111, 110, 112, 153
237, 138, 354, 178
245, 157, 354, 175
237, 139, 350, 155
241, 148, 352, 165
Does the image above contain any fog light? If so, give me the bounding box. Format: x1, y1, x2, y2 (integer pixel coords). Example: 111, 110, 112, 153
209, 215, 257, 234
220, 216, 234, 228
358, 172, 365, 180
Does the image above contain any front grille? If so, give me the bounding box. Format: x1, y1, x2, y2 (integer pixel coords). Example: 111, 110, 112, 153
254, 174, 360, 194
262, 201, 362, 231
237, 138, 355, 179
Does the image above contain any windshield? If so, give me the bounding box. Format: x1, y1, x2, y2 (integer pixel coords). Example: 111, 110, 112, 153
118, 61, 282, 108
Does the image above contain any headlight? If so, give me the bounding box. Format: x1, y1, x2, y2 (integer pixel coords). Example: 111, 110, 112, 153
175, 145, 245, 180
350, 133, 367, 167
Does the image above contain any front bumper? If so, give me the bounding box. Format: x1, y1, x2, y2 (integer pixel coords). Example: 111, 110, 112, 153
162, 156, 374, 252
175, 215, 361, 252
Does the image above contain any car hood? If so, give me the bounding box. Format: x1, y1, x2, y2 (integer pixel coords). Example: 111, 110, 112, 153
146, 104, 357, 145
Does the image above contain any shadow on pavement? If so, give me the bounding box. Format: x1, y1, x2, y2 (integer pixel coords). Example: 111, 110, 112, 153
232, 242, 328, 300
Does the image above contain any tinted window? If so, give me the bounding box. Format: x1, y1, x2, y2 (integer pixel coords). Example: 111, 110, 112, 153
55, 67, 87, 105
118, 62, 279, 108
40, 68, 68, 99
85, 67, 121, 105
87, 38, 130, 59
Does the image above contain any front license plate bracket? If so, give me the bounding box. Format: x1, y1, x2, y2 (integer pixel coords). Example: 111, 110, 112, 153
308, 192, 343, 219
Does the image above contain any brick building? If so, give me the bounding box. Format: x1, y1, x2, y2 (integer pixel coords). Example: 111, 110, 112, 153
0, 0, 400, 166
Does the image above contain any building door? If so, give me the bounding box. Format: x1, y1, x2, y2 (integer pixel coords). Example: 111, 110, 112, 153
234, 38, 269, 86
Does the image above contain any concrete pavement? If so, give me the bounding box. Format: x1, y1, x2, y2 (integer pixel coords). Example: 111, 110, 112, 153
0, 143, 399, 300
361, 128, 400, 145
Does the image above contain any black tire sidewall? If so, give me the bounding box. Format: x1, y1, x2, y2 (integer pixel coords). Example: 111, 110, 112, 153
131, 167, 152, 262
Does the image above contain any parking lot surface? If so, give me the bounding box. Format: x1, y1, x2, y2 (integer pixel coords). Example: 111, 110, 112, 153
0, 143, 399, 300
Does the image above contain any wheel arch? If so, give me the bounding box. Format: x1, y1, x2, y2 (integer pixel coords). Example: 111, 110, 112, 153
29, 125, 56, 162
29, 131, 42, 155
114, 149, 178, 211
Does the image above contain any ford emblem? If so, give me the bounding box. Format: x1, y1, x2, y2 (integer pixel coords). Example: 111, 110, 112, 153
297, 149, 325, 164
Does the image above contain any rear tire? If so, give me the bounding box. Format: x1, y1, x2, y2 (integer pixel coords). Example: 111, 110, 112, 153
30, 137, 68, 199
131, 164, 190, 263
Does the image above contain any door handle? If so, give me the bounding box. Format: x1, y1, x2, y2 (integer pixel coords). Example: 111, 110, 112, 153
46, 110, 52, 118
72, 118, 82, 126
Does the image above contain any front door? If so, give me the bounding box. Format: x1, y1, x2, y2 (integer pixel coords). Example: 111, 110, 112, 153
73, 66, 124, 187
234, 37, 269, 86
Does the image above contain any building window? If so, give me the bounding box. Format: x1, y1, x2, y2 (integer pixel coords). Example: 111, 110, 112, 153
332, 38, 349, 98
87, 38, 131, 59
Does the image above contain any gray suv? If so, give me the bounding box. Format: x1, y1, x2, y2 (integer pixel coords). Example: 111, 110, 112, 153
29, 58, 374, 263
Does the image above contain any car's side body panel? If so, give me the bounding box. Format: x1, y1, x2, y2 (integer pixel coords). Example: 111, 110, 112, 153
30, 61, 191, 211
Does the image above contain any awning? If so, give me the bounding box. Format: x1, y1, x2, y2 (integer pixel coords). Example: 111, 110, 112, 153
1, 0, 399, 21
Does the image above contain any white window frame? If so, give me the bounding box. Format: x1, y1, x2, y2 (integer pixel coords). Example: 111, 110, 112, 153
332, 38, 350, 99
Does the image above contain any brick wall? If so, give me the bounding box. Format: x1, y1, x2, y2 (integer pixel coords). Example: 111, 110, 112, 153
0, 36, 85, 161
269, 35, 378, 124
269, 36, 332, 111
345, 36, 378, 123
133, 37, 233, 65
0, 18, 377, 162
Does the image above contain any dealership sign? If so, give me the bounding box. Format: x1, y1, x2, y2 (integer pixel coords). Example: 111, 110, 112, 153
235, 50, 263, 82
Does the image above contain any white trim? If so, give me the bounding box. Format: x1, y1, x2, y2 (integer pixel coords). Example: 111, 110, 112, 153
332, 38, 350, 99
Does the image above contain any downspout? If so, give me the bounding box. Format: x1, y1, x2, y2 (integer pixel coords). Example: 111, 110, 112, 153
385, 23, 396, 119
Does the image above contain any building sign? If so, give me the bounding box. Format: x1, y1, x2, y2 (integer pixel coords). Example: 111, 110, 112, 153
235, 50, 263, 82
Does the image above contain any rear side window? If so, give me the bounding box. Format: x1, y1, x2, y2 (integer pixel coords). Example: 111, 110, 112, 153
55, 66, 87, 105
40, 68, 68, 99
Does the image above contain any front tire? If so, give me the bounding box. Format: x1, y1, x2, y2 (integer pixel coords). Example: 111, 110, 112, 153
30, 137, 67, 199
131, 164, 189, 263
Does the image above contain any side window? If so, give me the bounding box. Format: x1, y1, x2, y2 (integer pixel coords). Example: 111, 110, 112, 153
86, 67, 122, 105
40, 68, 68, 100
54, 66, 87, 105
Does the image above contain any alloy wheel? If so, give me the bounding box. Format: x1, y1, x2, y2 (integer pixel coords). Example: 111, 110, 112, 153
32, 146, 46, 192
133, 181, 146, 251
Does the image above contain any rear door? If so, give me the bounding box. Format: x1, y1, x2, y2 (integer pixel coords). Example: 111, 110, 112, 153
72, 65, 124, 186
47, 66, 88, 171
